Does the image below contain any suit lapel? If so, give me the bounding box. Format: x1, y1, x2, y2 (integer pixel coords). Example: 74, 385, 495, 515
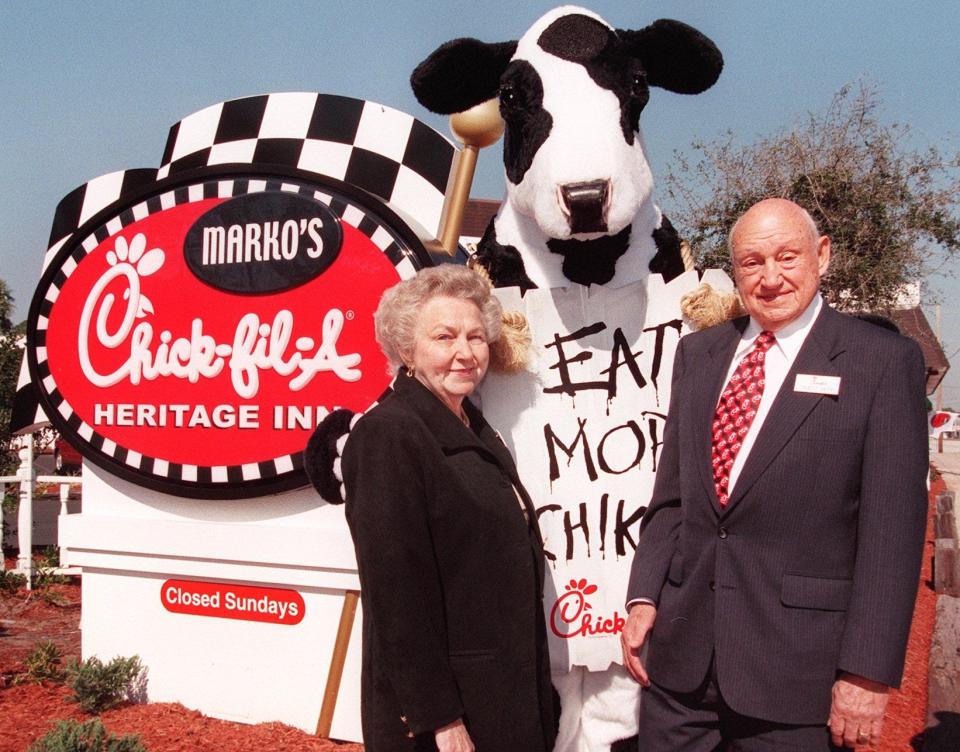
723, 306, 846, 514
693, 320, 748, 514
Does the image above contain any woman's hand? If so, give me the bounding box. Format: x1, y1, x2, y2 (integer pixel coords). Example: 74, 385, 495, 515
434, 718, 475, 752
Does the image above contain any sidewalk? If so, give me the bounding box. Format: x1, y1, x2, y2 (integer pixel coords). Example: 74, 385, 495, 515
926, 439, 960, 750
931, 437, 960, 490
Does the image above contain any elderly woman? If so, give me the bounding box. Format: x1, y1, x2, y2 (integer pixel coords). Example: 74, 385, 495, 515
341, 264, 554, 752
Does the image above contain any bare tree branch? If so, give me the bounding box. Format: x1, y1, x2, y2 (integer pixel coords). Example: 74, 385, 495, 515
665, 81, 960, 312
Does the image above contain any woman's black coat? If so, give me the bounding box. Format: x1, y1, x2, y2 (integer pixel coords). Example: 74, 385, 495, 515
341, 374, 555, 752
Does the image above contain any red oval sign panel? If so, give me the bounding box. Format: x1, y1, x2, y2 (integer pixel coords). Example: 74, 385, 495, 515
161, 579, 305, 625
28, 174, 431, 497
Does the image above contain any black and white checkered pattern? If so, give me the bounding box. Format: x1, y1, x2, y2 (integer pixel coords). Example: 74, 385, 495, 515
45, 168, 160, 250
11, 168, 161, 434
26, 176, 425, 496
9, 335, 41, 434
158, 92, 456, 239
14, 93, 460, 439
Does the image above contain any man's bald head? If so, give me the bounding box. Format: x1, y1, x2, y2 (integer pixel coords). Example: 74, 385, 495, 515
728, 198, 820, 254
729, 198, 831, 332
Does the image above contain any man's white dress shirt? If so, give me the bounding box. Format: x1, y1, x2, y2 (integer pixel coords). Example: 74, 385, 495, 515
723, 294, 822, 494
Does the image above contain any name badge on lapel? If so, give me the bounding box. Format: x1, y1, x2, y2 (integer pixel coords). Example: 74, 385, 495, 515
794, 374, 841, 396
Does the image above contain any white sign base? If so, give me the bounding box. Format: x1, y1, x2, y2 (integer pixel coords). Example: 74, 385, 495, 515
60, 463, 364, 741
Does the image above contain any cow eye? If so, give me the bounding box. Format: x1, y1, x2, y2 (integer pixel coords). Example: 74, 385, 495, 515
499, 82, 519, 112
631, 72, 647, 97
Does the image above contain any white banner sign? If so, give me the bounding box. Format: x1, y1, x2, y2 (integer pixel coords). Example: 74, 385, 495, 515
482, 270, 732, 671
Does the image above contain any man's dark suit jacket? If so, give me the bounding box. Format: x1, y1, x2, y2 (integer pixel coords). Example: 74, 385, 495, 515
626, 303, 928, 725
342, 374, 555, 752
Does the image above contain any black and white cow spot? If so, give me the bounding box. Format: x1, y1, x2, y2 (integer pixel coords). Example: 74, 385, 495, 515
537, 12, 649, 146
411, 5, 722, 288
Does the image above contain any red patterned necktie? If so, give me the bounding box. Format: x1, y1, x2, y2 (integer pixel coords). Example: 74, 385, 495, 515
711, 331, 776, 507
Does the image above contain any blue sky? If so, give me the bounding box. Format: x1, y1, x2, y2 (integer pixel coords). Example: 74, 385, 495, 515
3, 0, 959, 404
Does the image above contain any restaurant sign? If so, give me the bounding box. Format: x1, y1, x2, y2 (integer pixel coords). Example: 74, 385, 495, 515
27, 172, 430, 498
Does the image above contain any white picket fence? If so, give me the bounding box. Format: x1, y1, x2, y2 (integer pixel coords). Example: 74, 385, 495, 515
1, 441, 82, 589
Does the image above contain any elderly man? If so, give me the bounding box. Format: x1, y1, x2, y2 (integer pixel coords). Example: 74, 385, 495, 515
622, 198, 928, 750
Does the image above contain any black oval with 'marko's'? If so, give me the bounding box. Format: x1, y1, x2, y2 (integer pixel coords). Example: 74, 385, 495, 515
184, 191, 342, 294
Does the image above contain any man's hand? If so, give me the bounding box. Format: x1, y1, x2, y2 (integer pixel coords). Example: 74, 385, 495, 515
828, 673, 890, 748
435, 718, 475, 752
620, 602, 657, 686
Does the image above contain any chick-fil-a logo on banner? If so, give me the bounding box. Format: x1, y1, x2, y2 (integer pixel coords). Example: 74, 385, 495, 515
550, 578, 626, 639
31, 178, 427, 497
77, 232, 360, 399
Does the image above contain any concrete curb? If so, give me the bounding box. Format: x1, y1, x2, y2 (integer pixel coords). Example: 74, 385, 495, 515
934, 490, 959, 596
925, 595, 960, 750
926, 450, 960, 750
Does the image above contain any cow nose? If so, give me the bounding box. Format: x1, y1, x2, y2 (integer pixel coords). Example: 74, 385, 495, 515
558, 180, 611, 234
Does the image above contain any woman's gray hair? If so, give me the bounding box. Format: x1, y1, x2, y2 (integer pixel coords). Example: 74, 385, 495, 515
374, 264, 503, 374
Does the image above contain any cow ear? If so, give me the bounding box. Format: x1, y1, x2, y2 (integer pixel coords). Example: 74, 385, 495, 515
619, 20, 722, 94
411, 38, 518, 114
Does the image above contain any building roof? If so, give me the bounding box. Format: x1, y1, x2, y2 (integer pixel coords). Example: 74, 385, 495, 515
461, 199, 501, 239
890, 306, 950, 395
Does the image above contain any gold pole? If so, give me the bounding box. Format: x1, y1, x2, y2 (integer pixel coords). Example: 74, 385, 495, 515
436, 145, 481, 253
424, 98, 504, 256
316, 589, 361, 738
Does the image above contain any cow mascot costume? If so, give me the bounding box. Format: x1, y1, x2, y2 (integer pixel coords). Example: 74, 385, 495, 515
308, 6, 733, 751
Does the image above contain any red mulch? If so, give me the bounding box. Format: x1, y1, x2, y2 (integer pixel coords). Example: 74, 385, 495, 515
1, 479, 942, 751
871, 474, 941, 752
0, 564, 360, 752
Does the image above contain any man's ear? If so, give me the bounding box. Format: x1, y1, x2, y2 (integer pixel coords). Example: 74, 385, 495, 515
618, 19, 722, 95
817, 235, 832, 277
411, 38, 517, 115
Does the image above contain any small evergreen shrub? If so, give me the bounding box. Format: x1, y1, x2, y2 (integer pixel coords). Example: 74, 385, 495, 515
65, 655, 143, 714
36, 546, 60, 569
40, 587, 71, 607
22, 640, 65, 683
0, 568, 27, 594
33, 546, 68, 587
28, 718, 147, 752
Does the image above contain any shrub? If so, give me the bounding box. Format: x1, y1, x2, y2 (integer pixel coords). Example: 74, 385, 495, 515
35, 546, 61, 570
65, 655, 143, 714
21, 640, 65, 683
33, 546, 68, 588
40, 587, 72, 607
28, 718, 147, 752
0, 567, 27, 594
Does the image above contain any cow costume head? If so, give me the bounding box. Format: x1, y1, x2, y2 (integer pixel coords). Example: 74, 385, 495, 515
305, 7, 735, 508
411, 5, 723, 289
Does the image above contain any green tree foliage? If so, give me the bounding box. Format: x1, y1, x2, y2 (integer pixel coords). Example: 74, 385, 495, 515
0, 278, 13, 331
664, 83, 960, 312
0, 278, 22, 475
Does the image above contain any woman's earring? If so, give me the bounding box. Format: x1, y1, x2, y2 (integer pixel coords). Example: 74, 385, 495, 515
405, 365, 416, 378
